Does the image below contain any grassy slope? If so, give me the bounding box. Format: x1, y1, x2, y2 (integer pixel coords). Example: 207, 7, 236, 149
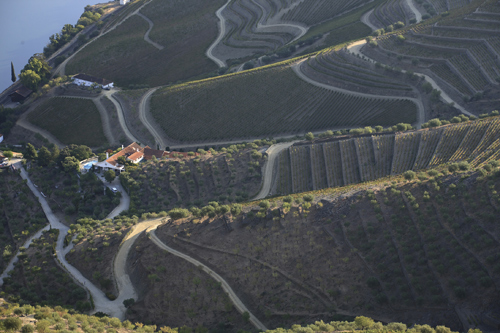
66, 0, 224, 87
150, 65, 417, 142
27, 97, 107, 147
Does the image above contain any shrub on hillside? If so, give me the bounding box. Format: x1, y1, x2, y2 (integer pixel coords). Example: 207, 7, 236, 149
259, 200, 270, 209
394, 21, 405, 29
21, 325, 35, 333
403, 170, 416, 180
3, 318, 23, 331
303, 194, 314, 202
168, 208, 190, 220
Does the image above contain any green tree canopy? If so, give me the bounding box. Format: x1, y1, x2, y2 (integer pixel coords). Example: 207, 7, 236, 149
23, 143, 38, 161
59, 144, 92, 162
104, 169, 116, 183
22, 54, 51, 80
62, 156, 80, 173
354, 316, 375, 329
19, 70, 41, 91
305, 132, 314, 141
37, 146, 53, 166
168, 208, 190, 220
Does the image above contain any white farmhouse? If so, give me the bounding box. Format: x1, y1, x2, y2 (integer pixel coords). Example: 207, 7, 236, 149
72, 73, 114, 89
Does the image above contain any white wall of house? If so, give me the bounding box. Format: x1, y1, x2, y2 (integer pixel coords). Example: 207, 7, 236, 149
73, 78, 93, 87
120, 0, 130, 5
73, 78, 114, 89
128, 155, 144, 164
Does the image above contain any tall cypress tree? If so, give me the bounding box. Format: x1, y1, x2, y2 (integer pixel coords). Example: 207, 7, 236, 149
10, 62, 16, 83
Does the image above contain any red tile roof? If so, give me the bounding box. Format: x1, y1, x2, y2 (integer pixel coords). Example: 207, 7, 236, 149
143, 148, 165, 160
106, 142, 143, 166
128, 151, 143, 161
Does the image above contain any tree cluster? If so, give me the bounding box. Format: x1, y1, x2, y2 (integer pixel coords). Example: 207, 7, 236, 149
43, 8, 103, 57
19, 54, 52, 91
24, 143, 93, 173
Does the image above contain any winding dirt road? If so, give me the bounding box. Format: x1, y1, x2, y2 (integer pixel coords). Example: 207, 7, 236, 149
136, 12, 165, 50
250, 0, 308, 43
17, 116, 66, 149
147, 224, 268, 331
0, 167, 133, 319
253, 142, 296, 200
138, 88, 165, 149
405, 0, 423, 23
360, 9, 378, 31
206, 0, 232, 67
102, 89, 140, 144
4, 167, 265, 327
206, 0, 308, 68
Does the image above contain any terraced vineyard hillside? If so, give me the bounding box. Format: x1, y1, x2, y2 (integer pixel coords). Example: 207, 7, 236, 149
150, 64, 418, 143
210, 0, 378, 64
281, 0, 370, 25
366, 0, 416, 29
362, 0, 500, 114
299, 48, 419, 97
274, 116, 500, 195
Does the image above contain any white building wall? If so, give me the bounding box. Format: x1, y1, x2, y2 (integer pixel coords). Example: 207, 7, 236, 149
73, 78, 93, 87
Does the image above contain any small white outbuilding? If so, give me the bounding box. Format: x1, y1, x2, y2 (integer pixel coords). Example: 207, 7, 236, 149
72, 73, 114, 89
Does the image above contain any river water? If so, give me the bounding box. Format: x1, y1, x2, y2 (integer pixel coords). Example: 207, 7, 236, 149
0, 0, 104, 93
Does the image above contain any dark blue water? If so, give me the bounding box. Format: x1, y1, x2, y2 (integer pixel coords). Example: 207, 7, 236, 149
0, 0, 103, 93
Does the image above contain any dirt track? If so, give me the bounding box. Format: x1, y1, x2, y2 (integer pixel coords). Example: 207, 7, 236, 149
102, 89, 140, 143
136, 12, 164, 50
253, 141, 296, 200
147, 224, 268, 331
138, 87, 165, 149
